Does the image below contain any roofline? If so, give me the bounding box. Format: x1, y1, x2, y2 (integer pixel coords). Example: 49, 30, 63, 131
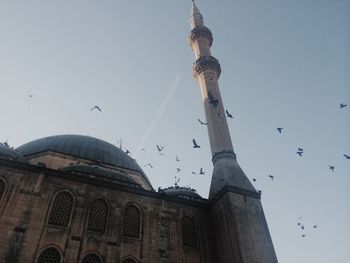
21, 150, 154, 190
0, 159, 263, 209
0, 159, 208, 209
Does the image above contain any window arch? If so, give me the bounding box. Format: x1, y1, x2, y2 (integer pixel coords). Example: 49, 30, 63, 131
87, 198, 108, 233
48, 190, 74, 227
82, 253, 103, 263
181, 215, 197, 247
37, 246, 61, 263
122, 204, 141, 238
120, 256, 138, 263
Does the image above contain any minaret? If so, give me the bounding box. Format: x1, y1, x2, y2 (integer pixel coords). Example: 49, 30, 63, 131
188, 0, 255, 199
188, 2, 278, 262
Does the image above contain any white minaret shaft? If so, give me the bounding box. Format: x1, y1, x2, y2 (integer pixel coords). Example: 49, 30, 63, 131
189, 1, 233, 157
189, 1, 255, 198
188, 5, 278, 262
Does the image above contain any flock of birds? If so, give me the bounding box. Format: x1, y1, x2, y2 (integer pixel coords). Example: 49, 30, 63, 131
116, 137, 207, 184
145, 101, 347, 238
29, 94, 349, 183
258, 102, 348, 238
109, 106, 240, 185
108, 101, 348, 191
297, 216, 318, 238
25, 93, 349, 239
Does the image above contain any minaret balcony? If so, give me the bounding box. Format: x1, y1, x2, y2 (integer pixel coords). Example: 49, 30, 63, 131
188, 26, 213, 47
192, 56, 221, 78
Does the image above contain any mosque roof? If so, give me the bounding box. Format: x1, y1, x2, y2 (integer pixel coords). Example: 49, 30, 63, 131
16, 134, 151, 187
160, 186, 204, 201
0, 143, 26, 162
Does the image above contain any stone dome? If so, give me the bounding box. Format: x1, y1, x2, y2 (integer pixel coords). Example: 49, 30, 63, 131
0, 143, 26, 162
16, 134, 151, 188
160, 186, 204, 201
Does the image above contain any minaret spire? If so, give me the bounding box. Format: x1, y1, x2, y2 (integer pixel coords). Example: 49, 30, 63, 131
188, 1, 256, 198
190, 0, 204, 29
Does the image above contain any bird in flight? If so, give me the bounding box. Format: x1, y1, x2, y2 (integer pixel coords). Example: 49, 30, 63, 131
144, 163, 153, 168
339, 103, 347, 108
192, 139, 200, 148
297, 148, 304, 157
156, 145, 164, 152
198, 118, 208, 125
176, 168, 181, 173
174, 176, 180, 186
125, 149, 131, 155
276, 127, 283, 133
176, 155, 180, 162
208, 91, 219, 107
329, 165, 335, 172
199, 168, 206, 175
225, 110, 233, 119
344, 154, 350, 160
28, 94, 34, 98
252, 178, 257, 182
268, 175, 274, 180
191, 171, 196, 175
313, 225, 318, 229
90, 106, 102, 112
302, 234, 306, 238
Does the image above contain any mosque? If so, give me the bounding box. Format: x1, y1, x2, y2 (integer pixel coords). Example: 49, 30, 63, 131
0, 2, 277, 263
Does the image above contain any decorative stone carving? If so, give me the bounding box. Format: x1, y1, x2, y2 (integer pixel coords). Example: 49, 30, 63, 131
158, 216, 169, 261
192, 56, 221, 78
188, 26, 213, 47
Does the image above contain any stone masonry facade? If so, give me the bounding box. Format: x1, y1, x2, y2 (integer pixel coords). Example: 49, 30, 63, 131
0, 160, 215, 263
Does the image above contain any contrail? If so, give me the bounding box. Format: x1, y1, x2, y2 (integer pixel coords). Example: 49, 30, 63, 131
134, 72, 182, 158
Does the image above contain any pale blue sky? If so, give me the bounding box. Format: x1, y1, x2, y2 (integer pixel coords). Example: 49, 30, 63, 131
0, 0, 349, 262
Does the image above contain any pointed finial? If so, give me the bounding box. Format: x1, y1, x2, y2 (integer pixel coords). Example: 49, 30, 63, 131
190, 0, 204, 28
191, 0, 200, 14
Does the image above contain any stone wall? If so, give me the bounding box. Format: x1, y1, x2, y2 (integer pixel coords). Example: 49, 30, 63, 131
210, 192, 278, 263
0, 162, 213, 263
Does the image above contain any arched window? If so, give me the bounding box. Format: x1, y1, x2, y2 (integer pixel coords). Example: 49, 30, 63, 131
87, 198, 108, 233
0, 178, 6, 203
82, 253, 103, 263
122, 204, 141, 238
37, 247, 61, 263
181, 215, 197, 247
123, 259, 136, 263
48, 190, 74, 227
